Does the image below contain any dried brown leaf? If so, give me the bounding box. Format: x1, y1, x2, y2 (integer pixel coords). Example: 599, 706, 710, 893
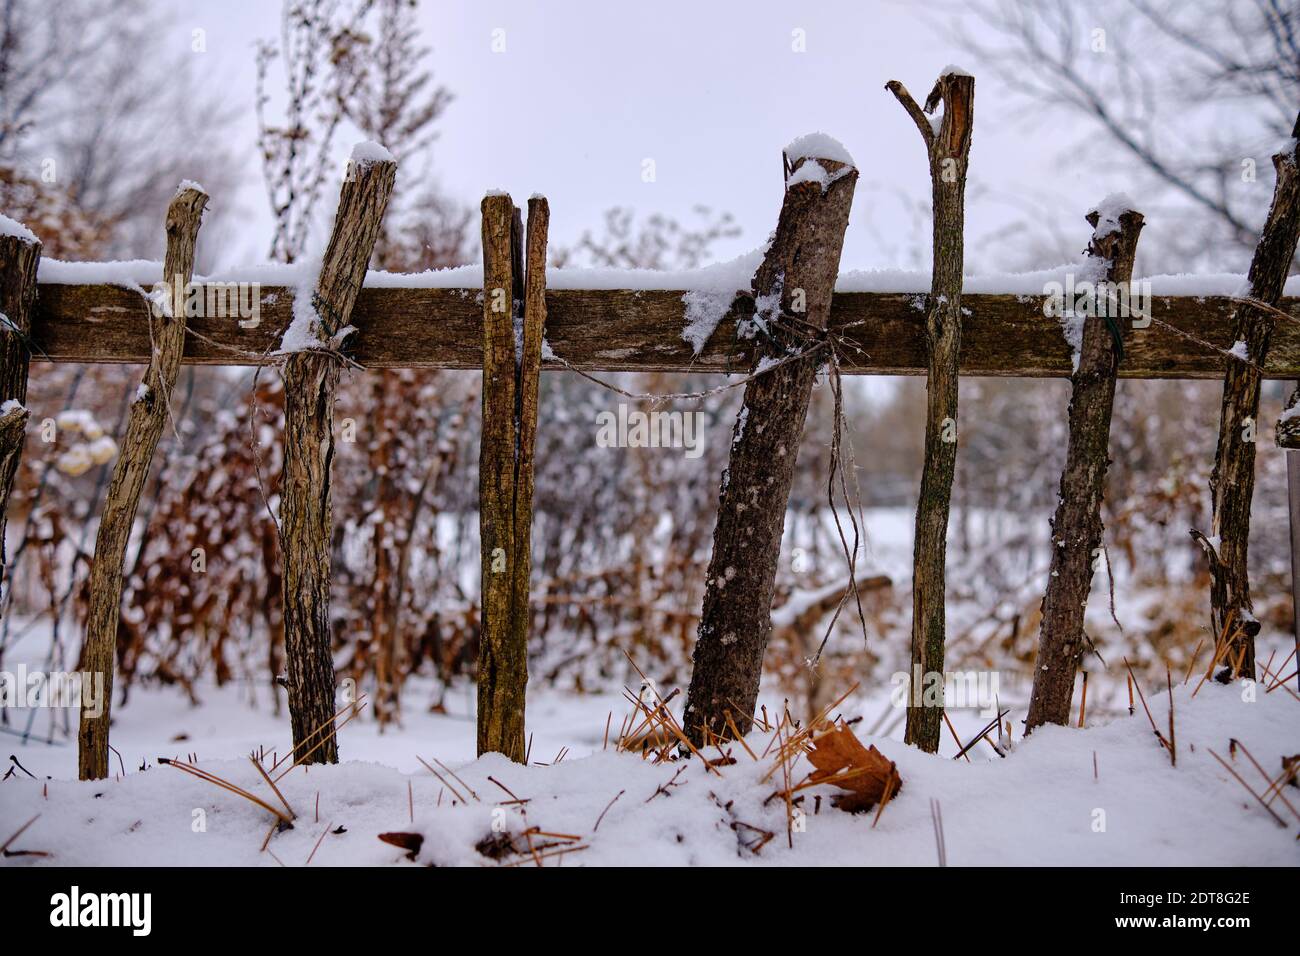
805, 723, 902, 813
378, 831, 424, 859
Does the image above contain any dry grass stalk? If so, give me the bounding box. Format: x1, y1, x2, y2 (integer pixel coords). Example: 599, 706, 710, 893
776, 713, 794, 847
592, 790, 624, 832
871, 774, 897, 829
1192, 617, 1239, 698
930, 798, 947, 867
273, 697, 369, 782
1166, 668, 1176, 768
952, 709, 1008, 761
617, 679, 722, 776
760, 685, 861, 779
1209, 748, 1288, 827
433, 757, 479, 801
943, 712, 971, 762
724, 711, 758, 760
644, 765, 688, 803
305, 822, 332, 865
733, 819, 776, 854
250, 755, 297, 820
0, 814, 39, 854
160, 757, 294, 825
486, 775, 525, 805
1230, 739, 1300, 823
1183, 639, 1205, 684
1268, 667, 1299, 693
496, 844, 589, 867
1257, 657, 1300, 703
1265, 646, 1296, 690
1123, 657, 1173, 763
416, 756, 468, 804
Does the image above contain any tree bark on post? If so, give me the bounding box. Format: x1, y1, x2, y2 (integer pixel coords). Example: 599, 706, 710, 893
1025, 202, 1145, 732
886, 70, 974, 753
1194, 119, 1300, 681
78, 184, 208, 780
279, 148, 396, 765
682, 138, 857, 746
0, 219, 40, 570
477, 193, 547, 762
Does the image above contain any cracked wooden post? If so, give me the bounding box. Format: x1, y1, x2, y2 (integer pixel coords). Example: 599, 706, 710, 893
78, 184, 208, 780
886, 69, 974, 753
1194, 118, 1300, 682
682, 136, 857, 746
1025, 200, 1145, 732
477, 193, 547, 761
0, 217, 40, 579
280, 145, 396, 764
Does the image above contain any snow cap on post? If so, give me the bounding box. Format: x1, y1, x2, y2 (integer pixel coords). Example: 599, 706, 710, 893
0, 213, 38, 246
784, 132, 856, 167
351, 140, 396, 166
175, 179, 208, 198
1087, 193, 1139, 240
783, 132, 855, 192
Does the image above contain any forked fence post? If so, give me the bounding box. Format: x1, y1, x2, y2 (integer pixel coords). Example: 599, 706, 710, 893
0, 218, 41, 579
1194, 117, 1300, 681
1025, 201, 1145, 732
79, 184, 208, 780
279, 146, 396, 765
477, 193, 548, 761
681, 138, 857, 746
886, 70, 974, 753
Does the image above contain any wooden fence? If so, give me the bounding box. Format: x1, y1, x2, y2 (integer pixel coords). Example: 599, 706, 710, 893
28, 283, 1300, 377
2, 76, 1298, 779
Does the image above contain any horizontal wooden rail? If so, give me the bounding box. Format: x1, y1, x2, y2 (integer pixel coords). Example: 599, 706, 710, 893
31, 283, 1300, 378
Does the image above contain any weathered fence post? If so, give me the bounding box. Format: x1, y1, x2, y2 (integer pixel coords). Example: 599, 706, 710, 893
79, 184, 207, 780
0, 217, 40, 567
1025, 200, 1144, 732
279, 145, 396, 764
1194, 118, 1300, 682
886, 70, 974, 753
477, 193, 547, 761
682, 136, 857, 746
1285, 418, 1300, 694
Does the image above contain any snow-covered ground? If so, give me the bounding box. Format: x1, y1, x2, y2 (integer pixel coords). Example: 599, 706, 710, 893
2, 505, 1295, 867
1, 672, 1295, 866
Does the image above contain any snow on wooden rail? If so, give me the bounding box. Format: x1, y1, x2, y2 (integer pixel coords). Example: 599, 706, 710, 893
29, 282, 1300, 378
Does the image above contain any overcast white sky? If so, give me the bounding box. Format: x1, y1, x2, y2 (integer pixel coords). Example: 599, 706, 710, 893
170, 0, 1243, 274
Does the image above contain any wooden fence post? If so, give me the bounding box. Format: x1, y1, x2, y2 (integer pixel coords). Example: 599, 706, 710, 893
887, 70, 974, 753
0, 218, 40, 574
1025, 201, 1144, 732
681, 137, 857, 746
477, 193, 548, 762
1194, 118, 1300, 681
279, 146, 396, 764
79, 184, 207, 780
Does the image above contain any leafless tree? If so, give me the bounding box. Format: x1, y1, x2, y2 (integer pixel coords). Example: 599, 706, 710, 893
943, 0, 1298, 269
0, 0, 239, 259
256, 0, 374, 263
336, 0, 469, 270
